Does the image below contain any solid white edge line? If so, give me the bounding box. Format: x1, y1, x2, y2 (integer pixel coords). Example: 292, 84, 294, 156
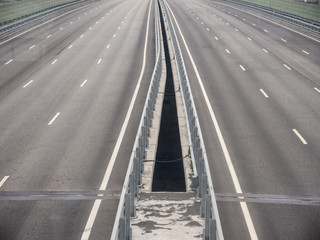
292, 129, 307, 144
48, 112, 61, 125
23, 80, 34, 88
80, 80, 88, 87
314, 87, 320, 93
166, 2, 258, 240
0, 176, 9, 188
80, 1, 152, 239
259, 89, 269, 98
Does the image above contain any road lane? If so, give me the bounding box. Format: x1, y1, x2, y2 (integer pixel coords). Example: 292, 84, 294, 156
0, 0, 154, 239
166, 0, 320, 239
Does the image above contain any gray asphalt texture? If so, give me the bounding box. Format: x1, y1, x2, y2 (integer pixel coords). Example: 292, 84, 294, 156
0, 0, 154, 239
166, 0, 320, 239
1, 0, 320, 239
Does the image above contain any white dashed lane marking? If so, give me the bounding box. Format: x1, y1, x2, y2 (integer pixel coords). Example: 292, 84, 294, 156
48, 112, 61, 125
283, 64, 291, 70
0, 176, 9, 188
302, 50, 310, 55
23, 80, 33, 88
80, 80, 88, 87
5, 59, 13, 65
239, 65, 246, 71
260, 89, 269, 98
292, 129, 307, 144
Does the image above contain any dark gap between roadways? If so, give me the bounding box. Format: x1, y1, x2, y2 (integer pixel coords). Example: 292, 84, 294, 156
152, 4, 186, 192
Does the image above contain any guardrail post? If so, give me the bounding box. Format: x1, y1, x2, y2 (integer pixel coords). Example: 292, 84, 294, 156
119, 217, 125, 240
197, 157, 204, 194
125, 193, 131, 239
209, 219, 217, 240
135, 148, 142, 184
203, 194, 211, 240
200, 174, 208, 217
129, 173, 136, 217
138, 138, 144, 172
134, 156, 141, 190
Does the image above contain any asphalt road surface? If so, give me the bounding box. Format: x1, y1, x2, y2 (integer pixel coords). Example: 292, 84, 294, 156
165, 0, 320, 239
0, 0, 154, 239
1, 0, 320, 239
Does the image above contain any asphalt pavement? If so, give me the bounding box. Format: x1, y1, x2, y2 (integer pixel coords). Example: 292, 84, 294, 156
1, 0, 320, 239
165, 0, 320, 239
0, 0, 155, 239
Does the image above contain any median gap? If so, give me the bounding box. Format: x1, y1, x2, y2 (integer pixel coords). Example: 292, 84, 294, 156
151, 3, 186, 192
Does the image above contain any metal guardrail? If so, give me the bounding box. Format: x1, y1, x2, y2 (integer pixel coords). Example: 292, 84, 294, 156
220, 0, 320, 35
110, 2, 162, 239
159, 0, 224, 239
0, 0, 97, 37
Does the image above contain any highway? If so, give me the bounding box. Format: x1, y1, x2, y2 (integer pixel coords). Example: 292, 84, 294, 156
0, 0, 154, 239
0, 0, 319, 239
165, 0, 320, 239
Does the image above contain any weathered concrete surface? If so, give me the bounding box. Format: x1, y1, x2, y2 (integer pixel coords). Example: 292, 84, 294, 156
132, 192, 204, 239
